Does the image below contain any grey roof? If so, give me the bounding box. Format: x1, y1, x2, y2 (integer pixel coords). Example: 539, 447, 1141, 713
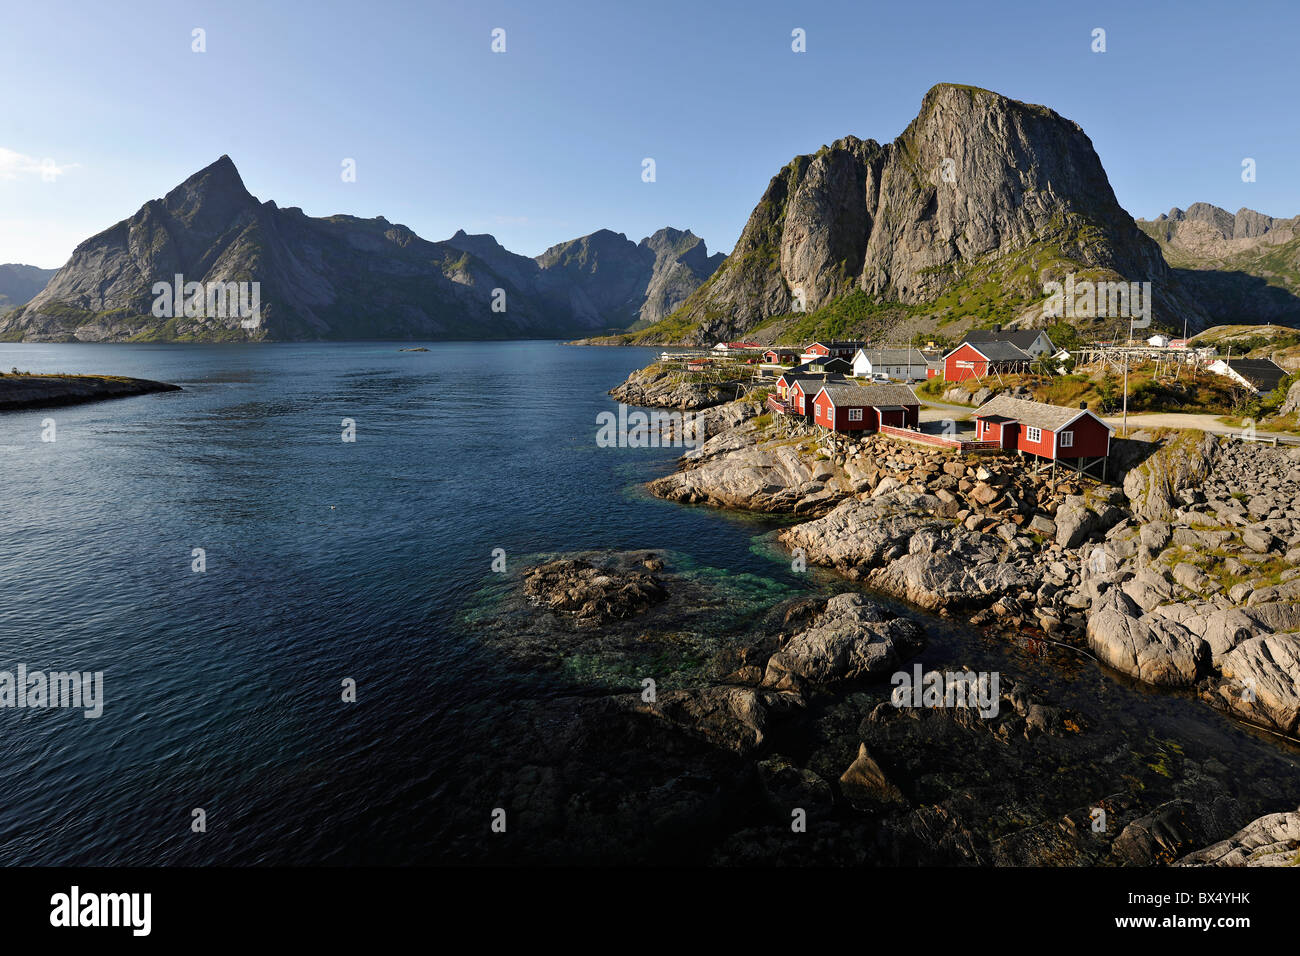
816, 383, 920, 406
783, 373, 848, 389
1224, 358, 1288, 392
964, 328, 1054, 351
959, 340, 1034, 362
973, 394, 1105, 431
853, 348, 929, 366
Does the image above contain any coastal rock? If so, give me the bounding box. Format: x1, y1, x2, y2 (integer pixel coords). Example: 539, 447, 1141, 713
638, 685, 803, 756
522, 558, 667, 627
608, 363, 734, 410
839, 743, 907, 807
761, 593, 925, 689
0, 373, 181, 411
1176, 808, 1300, 867
1215, 634, 1300, 734
1123, 431, 1220, 522
1086, 589, 1206, 687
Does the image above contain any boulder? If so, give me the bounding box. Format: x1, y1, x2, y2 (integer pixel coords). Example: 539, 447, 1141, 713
1086, 589, 1206, 687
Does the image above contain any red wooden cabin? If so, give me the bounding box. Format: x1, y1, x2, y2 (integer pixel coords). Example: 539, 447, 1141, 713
811, 383, 921, 433
942, 341, 1032, 382
972, 395, 1112, 460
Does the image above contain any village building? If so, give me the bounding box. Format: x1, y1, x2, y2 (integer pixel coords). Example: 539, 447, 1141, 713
772, 371, 847, 409
811, 382, 921, 433
960, 325, 1056, 358
1206, 357, 1288, 395
713, 341, 764, 352
1146, 334, 1171, 348
941, 340, 1034, 382
802, 355, 853, 375
762, 348, 801, 366
972, 394, 1112, 478
850, 347, 930, 381
801, 340, 868, 362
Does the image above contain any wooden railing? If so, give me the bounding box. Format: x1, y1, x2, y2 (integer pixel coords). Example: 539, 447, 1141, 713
767, 395, 791, 415
878, 423, 1000, 452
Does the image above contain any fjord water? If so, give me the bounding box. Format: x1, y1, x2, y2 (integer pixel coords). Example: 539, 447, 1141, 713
0, 341, 803, 864
1, 341, 1298, 865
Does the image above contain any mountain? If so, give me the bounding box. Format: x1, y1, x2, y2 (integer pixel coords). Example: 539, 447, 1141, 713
628, 83, 1209, 345
0, 264, 57, 315
1136, 204, 1300, 325
532, 227, 725, 330
0, 157, 722, 342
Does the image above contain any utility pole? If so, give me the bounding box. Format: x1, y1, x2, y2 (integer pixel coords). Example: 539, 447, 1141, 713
1121, 313, 1135, 436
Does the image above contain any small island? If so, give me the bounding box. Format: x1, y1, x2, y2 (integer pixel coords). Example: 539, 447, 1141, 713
0, 371, 182, 411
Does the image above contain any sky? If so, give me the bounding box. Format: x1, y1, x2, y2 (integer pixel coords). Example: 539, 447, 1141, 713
1, 0, 1298, 269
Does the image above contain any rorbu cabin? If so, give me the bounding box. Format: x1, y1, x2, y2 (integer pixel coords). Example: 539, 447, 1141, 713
773, 373, 849, 416
810, 383, 921, 433
972, 394, 1113, 479
762, 348, 801, 366
941, 340, 1033, 382
801, 340, 867, 362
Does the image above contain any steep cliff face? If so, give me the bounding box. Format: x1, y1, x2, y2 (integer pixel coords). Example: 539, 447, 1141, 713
0, 157, 722, 342
640, 84, 1205, 344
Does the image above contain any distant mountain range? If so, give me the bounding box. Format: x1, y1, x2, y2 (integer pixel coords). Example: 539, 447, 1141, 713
0, 157, 723, 342
8, 88, 1300, 345
1136, 204, 1300, 326
0, 264, 58, 316
616, 84, 1300, 345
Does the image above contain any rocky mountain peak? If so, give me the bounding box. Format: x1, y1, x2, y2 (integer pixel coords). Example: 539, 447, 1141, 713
642, 83, 1184, 343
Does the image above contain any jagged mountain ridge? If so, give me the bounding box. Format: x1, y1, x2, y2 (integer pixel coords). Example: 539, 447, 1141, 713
0, 157, 723, 342
631, 83, 1211, 345
1137, 204, 1300, 324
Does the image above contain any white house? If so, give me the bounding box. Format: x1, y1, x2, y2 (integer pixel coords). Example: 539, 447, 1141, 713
851, 347, 930, 381
1147, 334, 1170, 348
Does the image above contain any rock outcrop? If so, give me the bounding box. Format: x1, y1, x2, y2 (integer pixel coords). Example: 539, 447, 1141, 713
1177, 808, 1300, 866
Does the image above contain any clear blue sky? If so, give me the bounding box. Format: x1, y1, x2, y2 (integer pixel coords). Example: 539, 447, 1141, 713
2, 0, 1297, 268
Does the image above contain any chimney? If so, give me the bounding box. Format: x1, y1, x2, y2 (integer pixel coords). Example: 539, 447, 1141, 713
1080, 401, 1088, 410
992, 324, 1002, 333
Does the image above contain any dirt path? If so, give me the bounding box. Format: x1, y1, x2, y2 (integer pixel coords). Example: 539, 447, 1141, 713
1100, 411, 1300, 444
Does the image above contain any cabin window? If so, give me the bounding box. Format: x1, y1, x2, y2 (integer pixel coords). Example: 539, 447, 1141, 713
1026, 426, 1042, 442
848, 408, 863, 421
1059, 430, 1073, 448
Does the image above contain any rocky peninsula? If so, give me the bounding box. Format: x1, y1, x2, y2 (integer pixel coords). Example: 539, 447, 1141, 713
0, 372, 181, 411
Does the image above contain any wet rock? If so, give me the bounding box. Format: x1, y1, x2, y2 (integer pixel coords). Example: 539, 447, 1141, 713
522, 558, 667, 627
839, 742, 907, 807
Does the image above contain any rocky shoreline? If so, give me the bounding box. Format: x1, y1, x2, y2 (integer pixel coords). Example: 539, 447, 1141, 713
0, 373, 181, 411
511, 363, 1300, 866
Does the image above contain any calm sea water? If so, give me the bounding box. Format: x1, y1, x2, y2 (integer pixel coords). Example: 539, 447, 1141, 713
0, 341, 813, 864
1, 341, 1297, 865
